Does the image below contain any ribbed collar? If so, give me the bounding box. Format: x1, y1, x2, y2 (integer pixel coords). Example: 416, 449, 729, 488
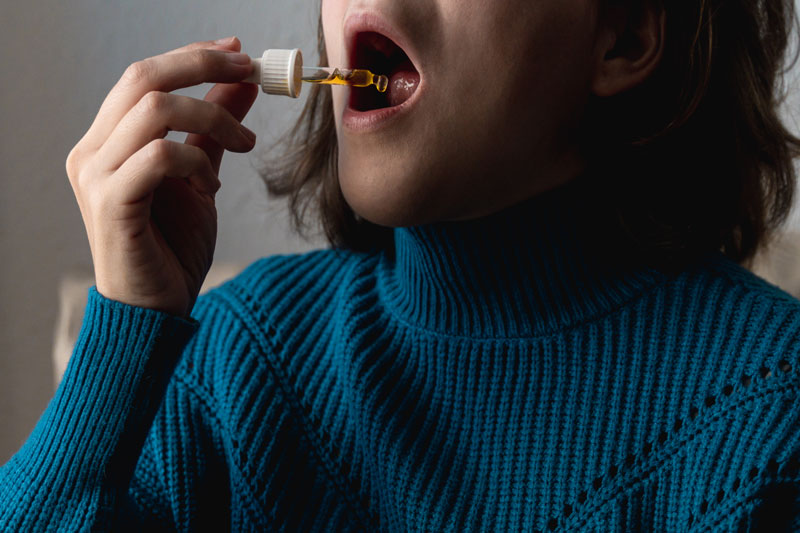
377, 175, 672, 338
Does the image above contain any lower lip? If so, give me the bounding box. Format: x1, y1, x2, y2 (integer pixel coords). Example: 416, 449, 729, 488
342, 81, 424, 133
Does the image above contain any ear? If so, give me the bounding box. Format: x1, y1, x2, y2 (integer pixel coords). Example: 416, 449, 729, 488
591, 2, 666, 97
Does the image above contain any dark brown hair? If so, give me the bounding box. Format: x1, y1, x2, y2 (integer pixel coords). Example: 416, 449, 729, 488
259, 0, 800, 266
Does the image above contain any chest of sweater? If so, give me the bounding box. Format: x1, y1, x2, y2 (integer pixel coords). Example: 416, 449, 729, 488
251, 278, 799, 532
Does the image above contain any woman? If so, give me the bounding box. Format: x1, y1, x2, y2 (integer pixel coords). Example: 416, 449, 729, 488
2, 0, 800, 530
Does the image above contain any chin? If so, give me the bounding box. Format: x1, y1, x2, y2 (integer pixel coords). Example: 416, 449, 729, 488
344, 189, 433, 228
340, 173, 444, 228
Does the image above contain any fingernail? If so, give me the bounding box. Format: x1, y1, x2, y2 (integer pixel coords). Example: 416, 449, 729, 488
214, 36, 236, 44
240, 125, 257, 143
226, 52, 251, 65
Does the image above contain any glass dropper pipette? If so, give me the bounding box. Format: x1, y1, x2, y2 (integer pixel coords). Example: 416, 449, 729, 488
301, 67, 388, 92
244, 48, 388, 98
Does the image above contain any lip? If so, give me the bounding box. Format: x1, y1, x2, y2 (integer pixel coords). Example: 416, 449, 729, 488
342, 81, 424, 133
342, 10, 425, 133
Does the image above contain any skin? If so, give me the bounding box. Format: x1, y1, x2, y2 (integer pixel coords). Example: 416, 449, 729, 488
322, 0, 666, 226
66, 39, 259, 317
65, 2, 663, 317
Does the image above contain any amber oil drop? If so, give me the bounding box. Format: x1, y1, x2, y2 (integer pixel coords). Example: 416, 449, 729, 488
302, 67, 388, 92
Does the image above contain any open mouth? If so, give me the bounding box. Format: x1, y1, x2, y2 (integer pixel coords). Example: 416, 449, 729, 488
349, 31, 421, 112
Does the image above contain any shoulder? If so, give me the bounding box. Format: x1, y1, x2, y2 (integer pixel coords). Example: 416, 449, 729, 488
654, 252, 800, 401
160, 247, 376, 426
662, 252, 800, 346
183, 247, 378, 377
652, 254, 800, 529
565, 254, 800, 530
207, 246, 376, 325
703, 251, 800, 307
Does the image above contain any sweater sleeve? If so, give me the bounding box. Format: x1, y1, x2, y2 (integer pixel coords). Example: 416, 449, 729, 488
0, 286, 198, 531
113, 312, 235, 532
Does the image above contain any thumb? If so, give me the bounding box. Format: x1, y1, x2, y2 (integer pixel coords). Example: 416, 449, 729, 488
185, 81, 259, 174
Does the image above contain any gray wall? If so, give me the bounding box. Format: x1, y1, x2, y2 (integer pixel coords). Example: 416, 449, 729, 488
0, 0, 325, 463
3, 1, 800, 465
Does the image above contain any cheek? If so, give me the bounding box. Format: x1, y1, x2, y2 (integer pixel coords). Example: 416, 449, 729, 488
452, 2, 594, 144
321, 0, 345, 66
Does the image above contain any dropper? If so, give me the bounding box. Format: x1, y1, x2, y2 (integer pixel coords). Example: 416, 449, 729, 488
301, 66, 388, 92
243, 48, 388, 98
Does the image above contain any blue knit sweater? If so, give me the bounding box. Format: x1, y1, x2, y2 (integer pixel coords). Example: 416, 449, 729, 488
2, 180, 800, 531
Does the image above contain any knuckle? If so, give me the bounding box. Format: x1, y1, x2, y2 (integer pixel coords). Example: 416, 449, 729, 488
65, 146, 81, 180
144, 138, 172, 164
75, 157, 100, 191
209, 102, 230, 128
122, 60, 153, 86
199, 147, 215, 175
190, 48, 213, 67
140, 90, 168, 114
185, 143, 207, 167
189, 145, 216, 180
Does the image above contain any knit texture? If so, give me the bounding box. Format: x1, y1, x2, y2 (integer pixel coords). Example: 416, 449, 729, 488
2, 179, 800, 531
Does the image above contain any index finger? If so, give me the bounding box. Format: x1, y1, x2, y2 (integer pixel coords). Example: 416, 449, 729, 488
81, 38, 252, 151
163, 36, 241, 56
185, 81, 259, 175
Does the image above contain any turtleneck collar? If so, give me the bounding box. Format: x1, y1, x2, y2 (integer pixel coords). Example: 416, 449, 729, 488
376, 175, 675, 338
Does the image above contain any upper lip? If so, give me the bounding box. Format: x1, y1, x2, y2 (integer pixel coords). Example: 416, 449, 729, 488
344, 10, 421, 78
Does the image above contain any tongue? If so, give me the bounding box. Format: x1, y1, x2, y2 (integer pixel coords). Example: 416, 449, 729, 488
386, 59, 420, 107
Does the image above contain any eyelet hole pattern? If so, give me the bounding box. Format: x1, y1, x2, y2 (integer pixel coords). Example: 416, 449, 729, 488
685, 452, 800, 528
547, 357, 797, 531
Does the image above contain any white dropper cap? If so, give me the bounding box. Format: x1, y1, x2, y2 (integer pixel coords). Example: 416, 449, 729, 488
243, 49, 303, 98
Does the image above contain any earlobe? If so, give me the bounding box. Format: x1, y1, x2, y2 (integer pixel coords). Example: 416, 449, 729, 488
591, 5, 666, 98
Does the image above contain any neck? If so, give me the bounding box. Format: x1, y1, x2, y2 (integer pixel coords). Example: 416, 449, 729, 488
377, 174, 671, 338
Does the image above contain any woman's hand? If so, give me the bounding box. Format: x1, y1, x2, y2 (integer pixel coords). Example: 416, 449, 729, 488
65, 37, 258, 318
